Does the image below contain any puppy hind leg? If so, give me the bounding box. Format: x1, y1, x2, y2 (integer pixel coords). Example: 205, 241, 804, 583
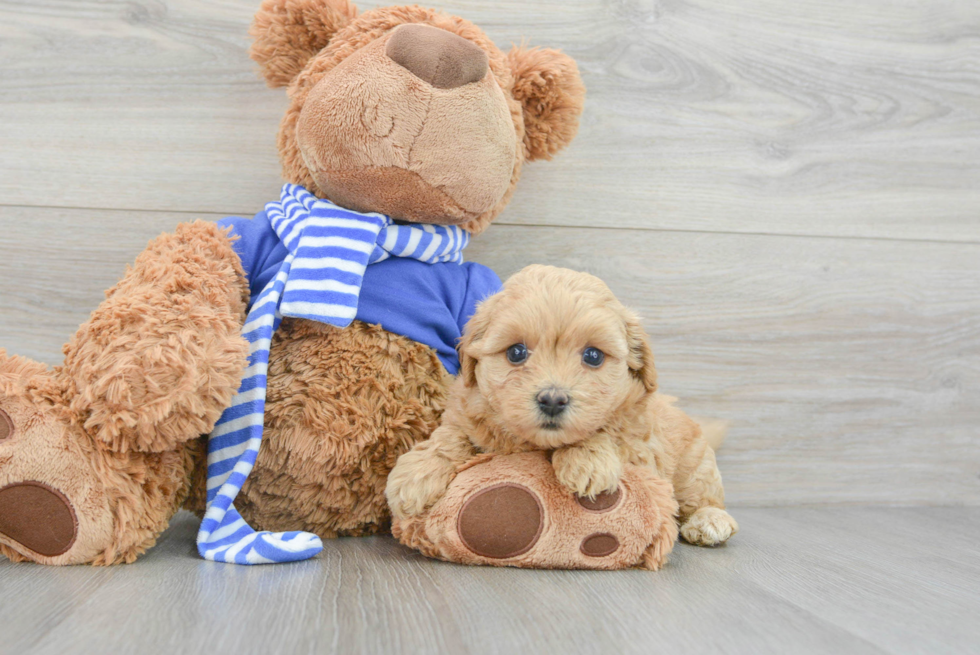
674, 446, 738, 547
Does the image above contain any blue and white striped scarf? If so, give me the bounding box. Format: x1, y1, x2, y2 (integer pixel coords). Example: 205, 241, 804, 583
197, 184, 470, 564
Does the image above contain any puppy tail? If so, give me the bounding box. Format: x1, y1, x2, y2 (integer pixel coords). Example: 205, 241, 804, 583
694, 417, 729, 451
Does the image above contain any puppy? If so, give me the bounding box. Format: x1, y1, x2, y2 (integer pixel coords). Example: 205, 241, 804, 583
386, 265, 738, 547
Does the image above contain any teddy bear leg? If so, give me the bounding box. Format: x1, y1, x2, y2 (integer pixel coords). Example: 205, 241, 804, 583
0, 355, 114, 564
0, 351, 203, 565
2, 220, 246, 564
393, 452, 680, 570
60, 220, 250, 454
674, 446, 739, 547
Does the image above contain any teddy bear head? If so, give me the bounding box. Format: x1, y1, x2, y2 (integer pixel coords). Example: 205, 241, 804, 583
250, 0, 585, 234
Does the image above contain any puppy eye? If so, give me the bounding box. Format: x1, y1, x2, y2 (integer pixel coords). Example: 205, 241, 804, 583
506, 343, 528, 365
582, 347, 605, 368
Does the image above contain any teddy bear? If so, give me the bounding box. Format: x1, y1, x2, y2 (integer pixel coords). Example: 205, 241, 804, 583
0, 0, 585, 565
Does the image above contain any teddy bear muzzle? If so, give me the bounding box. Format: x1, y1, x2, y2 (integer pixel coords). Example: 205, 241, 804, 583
295, 24, 517, 228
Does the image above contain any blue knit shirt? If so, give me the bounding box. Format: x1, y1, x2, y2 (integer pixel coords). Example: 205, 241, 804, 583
218, 211, 501, 375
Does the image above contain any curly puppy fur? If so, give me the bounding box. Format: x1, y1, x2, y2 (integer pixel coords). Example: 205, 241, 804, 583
387, 265, 739, 547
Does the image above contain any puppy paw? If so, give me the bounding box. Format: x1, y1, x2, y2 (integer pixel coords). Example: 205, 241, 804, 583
680, 507, 739, 547
551, 445, 624, 499
385, 453, 457, 520
387, 479, 450, 520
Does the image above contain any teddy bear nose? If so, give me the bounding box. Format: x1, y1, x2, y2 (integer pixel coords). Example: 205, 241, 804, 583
385, 23, 489, 89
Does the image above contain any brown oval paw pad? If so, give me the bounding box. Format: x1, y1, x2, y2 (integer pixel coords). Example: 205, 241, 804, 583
0, 481, 78, 557
581, 532, 620, 557
0, 408, 13, 442
457, 483, 543, 559
576, 488, 622, 513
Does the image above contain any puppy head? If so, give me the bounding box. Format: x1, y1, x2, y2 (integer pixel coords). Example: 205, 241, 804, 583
460, 265, 657, 449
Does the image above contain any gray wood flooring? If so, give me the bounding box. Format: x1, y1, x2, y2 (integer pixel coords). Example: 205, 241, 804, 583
2, 508, 978, 655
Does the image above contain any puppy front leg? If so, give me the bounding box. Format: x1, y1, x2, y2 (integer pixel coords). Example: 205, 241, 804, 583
385, 425, 475, 519
552, 433, 624, 499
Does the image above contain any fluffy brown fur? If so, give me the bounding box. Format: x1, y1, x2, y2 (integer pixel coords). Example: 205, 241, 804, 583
387, 266, 739, 548
231, 319, 449, 537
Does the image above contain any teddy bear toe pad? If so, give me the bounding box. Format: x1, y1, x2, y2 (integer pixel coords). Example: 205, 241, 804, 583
0, 482, 78, 557
576, 488, 622, 513
393, 451, 677, 570
0, 408, 13, 442
580, 533, 620, 558
457, 483, 544, 558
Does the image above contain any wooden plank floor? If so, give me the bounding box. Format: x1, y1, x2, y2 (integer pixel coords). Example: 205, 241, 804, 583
1, 508, 978, 655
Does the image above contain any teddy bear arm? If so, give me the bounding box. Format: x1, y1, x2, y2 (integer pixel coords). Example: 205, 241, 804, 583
59, 220, 251, 454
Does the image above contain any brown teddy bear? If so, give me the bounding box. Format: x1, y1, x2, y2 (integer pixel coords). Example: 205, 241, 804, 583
0, 0, 584, 565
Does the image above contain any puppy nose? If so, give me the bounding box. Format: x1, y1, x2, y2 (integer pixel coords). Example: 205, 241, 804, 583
536, 388, 570, 417
385, 23, 489, 89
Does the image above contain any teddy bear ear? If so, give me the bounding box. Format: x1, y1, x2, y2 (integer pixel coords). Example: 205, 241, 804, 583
249, 0, 359, 88
506, 46, 586, 161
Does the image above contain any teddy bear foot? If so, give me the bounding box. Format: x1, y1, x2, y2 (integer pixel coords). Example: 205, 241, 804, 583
392, 451, 679, 570
0, 357, 116, 565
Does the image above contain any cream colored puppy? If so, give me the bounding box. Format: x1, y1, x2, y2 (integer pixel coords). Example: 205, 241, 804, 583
386, 265, 738, 547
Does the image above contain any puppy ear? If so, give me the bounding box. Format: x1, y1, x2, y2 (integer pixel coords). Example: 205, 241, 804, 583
250, 0, 359, 88
458, 294, 500, 387
622, 309, 658, 393
507, 46, 586, 161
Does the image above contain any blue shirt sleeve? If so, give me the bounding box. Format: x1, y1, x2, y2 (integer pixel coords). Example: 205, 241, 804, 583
457, 263, 503, 335
217, 212, 289, 302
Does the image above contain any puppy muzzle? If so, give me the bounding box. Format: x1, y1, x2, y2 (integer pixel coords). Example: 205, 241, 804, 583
536, 388, 570, 420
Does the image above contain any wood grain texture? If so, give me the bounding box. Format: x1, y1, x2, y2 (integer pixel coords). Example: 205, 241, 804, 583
1, 509, 978, 655
1, 206, 978, 506
1, 0, 979, 241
